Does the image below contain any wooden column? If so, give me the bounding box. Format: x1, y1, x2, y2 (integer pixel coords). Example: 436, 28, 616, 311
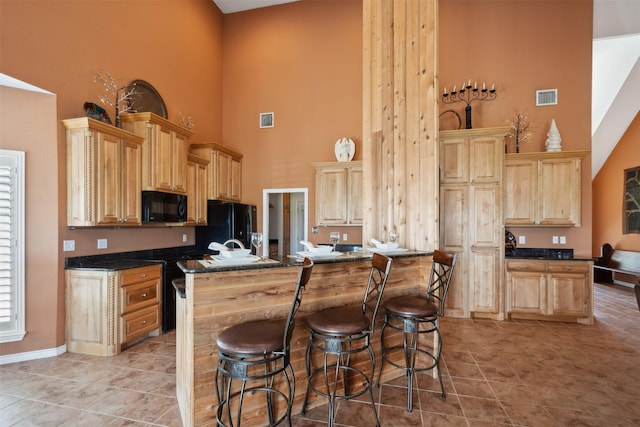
362, 0, 439, 251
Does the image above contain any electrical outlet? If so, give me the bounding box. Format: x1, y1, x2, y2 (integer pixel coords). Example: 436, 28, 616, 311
311, 226, 318, 234
518, 235, 526, 245
63, 240, 75, 252
182, 234, 188, 243
97, 238, 108, 249
342, 233, 348, 241
552, 236, 559, 244
559, 236, 566, 244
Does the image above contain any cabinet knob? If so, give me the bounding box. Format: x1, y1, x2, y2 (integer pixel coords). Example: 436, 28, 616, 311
140, 274, 147, 278
141, 320, 147, 325
141, 293, 147, 298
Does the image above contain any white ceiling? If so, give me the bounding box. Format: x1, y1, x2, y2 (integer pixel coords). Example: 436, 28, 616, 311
213, 0, 299, 14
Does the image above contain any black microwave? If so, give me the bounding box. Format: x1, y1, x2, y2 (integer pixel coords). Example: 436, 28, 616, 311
142, 191, 187, 223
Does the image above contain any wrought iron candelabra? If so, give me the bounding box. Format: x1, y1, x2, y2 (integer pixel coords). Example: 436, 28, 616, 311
442, 81, 497, 129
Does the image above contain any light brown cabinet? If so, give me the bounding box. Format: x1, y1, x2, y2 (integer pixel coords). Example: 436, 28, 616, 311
505, 151, 587, 226
191, 142, 243, 202
439, 127, 508, 319
120, 112, 193, 194
64, 117, 144, 227
186, 154, 209, 225
505, 259, 593, 324
66, 264, 162, 356
313, 161, 363, 226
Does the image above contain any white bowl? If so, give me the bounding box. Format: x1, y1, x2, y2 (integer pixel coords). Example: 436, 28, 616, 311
218, 248, 252, 258
306, 245, 334, 253
374, 242, 399, 250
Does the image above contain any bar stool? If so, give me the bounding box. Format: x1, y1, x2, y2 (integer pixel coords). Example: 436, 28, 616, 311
376, 250, 457, 411
215, 258, 314, 427
301, 253, 392, 427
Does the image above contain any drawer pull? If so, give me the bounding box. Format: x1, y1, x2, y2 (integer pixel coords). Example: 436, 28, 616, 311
141, 293, 148, 298
140, 273, 147, 278
141, 320, 147, 325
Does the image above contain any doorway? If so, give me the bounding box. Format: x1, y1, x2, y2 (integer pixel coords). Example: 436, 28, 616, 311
262, 188, 308, 257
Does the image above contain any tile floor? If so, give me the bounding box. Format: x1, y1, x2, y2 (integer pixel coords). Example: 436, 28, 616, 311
1, 283, 639, 426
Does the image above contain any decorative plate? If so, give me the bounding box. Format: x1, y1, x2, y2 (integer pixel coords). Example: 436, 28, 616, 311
126, 79, 167, 118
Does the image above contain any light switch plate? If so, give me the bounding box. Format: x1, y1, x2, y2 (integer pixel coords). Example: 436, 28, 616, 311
63, 240, 75, 252
552, 236, 559, 244
560, 236, 566, 244
518, 236, 526, 245
97, 239, 108, 249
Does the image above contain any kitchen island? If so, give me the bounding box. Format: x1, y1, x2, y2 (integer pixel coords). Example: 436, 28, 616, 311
176, 251, 432, 427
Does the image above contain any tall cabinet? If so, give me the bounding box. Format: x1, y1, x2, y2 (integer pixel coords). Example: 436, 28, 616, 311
439, 127, 508, 319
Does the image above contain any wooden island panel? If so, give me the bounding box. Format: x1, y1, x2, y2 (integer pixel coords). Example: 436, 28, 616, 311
177, 255, 431, 427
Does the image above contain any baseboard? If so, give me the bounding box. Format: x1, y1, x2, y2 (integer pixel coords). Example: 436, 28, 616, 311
0, 344, 67, 365
613, 279, 635, 289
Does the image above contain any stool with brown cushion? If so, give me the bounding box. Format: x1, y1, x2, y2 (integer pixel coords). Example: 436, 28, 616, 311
215, 258, 314, 427
376, 250, 457, 412
301, 253, 392, 427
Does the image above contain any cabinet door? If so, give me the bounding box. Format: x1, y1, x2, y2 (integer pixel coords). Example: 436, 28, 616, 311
469, 247, 501, 314
186, 160, 198, 225
504, 159, 537, 225
196, 161, 208, 224
230, 156, 242, 201
216, 151, 232, 199
440, 138, 468, 183
347, 166, 363, 224
547, 262, 590, 317
95, 131, 122, 225
152, 124, 174, 192
316, 168, 348, 224
172, 132, 189, 194
120, 138, 142, 225
469, 184, 502, 247
506, 270, 547, 314
538, 158, 581, 226
440, 185, 468, 317
469, 136, 502, 183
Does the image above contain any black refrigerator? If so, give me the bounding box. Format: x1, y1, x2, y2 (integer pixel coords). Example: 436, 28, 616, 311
195, 201, 257, 252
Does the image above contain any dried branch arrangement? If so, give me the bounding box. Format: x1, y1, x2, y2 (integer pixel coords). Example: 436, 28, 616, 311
506, 110, 533, 153
178, 112, 195, 130
93, 70, 137, 127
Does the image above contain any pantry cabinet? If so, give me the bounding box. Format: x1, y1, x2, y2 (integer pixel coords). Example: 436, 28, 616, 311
66, 264, 162, 356
505, 259, 593, 325
505, 151, 587, 226
186, 154, 209, 225
313, 161, 363, 226
191, 142, 243, 202
120, 112, 192, 194
439, 127, 508, 319
64, 117, 144, 227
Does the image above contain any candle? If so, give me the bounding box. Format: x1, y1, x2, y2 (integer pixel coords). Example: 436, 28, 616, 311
491, 83, 495, 91
444, 87, 448, 95
453, 85, 456, 92
474, 81, 477, 89
482, 82, 486, 90
468, 79, 471, 87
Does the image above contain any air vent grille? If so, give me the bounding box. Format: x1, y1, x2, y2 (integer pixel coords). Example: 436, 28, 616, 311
536, 89, 558, 106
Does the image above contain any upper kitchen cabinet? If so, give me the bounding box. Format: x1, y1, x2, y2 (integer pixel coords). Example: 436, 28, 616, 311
505, 151, 588, 226
440, 129, 503, 184
120, 112, 192, 194
186, 154, 209, 225
191, 142, 243, 202
64, 117, 144, 227
313, 161, 363, 226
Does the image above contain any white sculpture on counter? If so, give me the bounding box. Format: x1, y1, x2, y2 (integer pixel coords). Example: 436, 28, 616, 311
545, 118, 562, 152
334, 137, 355, 162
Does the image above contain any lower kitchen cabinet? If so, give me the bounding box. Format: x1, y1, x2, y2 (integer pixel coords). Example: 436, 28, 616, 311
506, 259, 593, 324
66, 264, 162, 356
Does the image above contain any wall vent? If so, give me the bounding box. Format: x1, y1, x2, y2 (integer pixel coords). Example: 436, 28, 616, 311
536, 89, 558, 106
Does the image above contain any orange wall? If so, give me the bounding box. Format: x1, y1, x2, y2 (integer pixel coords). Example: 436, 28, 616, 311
440, 0, 593, 257
221, 0, 364, 245
592, 112, 640, 253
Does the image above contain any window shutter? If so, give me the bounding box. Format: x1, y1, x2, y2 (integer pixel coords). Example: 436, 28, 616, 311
0, 150, 26, 342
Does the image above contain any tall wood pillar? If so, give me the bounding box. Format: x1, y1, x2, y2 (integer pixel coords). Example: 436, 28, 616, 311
362, 0, 439, 251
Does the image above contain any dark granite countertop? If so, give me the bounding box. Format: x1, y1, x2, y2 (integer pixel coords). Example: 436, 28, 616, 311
65, 259, 164, 271
178, 250, 431, 274
505, 247, 594, 261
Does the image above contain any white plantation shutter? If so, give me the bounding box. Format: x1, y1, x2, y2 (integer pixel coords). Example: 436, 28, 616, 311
0, 150, 26, 342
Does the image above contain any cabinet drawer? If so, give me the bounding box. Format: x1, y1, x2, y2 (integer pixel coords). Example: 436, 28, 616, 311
120, 280, 160, 314
121, 305, 160, 343
506, 260, 546, 272
547, 262, 589, 274
120, 265, 161, 286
